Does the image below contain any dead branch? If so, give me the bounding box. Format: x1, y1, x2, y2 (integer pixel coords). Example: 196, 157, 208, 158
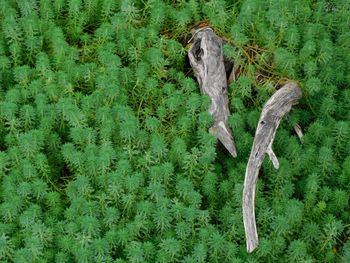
294, 123, 304, 143
242, 82, 302, 252
188, 27, 237, 157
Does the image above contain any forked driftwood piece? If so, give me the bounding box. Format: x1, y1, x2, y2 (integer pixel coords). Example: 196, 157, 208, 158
243, 82, 302, 252
188, 28, 237, 157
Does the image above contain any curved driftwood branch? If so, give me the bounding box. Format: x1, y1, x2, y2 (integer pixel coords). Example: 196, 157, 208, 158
243, 82, 302, 252
188, 28, 237, 157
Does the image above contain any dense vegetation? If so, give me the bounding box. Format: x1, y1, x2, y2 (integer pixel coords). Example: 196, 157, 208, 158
0, 0, 350, 262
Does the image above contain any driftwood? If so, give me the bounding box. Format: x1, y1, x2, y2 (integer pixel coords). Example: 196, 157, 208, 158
294, 123, 304, 143
223, 45, 236, 84
188, 28, 237, 157
242, 82, 302, 252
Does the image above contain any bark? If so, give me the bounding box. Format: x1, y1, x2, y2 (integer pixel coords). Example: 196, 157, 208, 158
242, 82, 302, 252
188, 27, 237, 157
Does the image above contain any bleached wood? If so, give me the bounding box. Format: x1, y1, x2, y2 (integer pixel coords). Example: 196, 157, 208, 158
243, 82, 302, 252
294, 123, 304, 143
188, 28, 237, 157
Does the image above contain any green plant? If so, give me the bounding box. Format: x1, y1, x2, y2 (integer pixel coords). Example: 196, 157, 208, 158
0, 0, 349, 262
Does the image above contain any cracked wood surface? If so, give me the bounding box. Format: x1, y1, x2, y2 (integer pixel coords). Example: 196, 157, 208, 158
243, 82, 302, 252
188, 28, 237, 157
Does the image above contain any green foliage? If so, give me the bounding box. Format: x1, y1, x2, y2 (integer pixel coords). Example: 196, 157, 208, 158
0, 0, 349, 262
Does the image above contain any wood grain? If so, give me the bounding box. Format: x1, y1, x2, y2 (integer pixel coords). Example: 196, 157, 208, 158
242, 82, 302, 252
188, 28, 237, 157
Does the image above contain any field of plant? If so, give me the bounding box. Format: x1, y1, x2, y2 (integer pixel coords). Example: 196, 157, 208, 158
0, 0, 350, 262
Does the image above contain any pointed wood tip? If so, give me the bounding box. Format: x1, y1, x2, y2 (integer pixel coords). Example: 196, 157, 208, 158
247, 243, 257, 253
209, 122, 237, 158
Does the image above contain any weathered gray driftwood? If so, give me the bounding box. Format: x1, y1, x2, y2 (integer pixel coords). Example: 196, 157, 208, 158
188, 28, 237, 157
294, 123, 304, 143
223, 46, 236, 84
243, 82, 302, 252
